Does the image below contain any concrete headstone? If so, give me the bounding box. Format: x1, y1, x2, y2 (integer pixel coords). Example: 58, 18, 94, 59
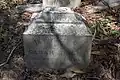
42, 0, 81, 8
23, 7, 92, 70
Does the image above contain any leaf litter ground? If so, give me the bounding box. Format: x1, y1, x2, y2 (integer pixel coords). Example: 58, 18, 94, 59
0, 1, 120, 80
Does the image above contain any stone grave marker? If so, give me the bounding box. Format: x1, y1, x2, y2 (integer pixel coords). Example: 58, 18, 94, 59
42, 0, 81, 8
23, 7, 92, 70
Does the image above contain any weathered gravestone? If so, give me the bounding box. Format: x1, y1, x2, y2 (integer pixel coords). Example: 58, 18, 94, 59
42, 0, 81, 8
23, 7, 92, 71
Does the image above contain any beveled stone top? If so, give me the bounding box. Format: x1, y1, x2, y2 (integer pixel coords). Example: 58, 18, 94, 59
23, 7, 92, 36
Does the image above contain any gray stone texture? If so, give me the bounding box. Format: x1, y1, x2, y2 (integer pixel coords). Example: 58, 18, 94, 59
16, 4, 42, 13
23, 7, 92, 70
25, 0, 42, 4
94, 0, 120, 10
42, 0, 81, 8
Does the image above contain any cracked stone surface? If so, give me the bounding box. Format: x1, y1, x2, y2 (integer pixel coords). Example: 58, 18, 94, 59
23, 7, 92, 70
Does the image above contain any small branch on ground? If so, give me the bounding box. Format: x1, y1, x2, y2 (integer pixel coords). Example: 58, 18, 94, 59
102, 0, 120, 24
0, 41, 22, 67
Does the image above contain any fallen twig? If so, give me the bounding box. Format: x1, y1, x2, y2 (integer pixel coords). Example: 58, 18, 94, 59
101, 0, 113, 12
0, 41, 22, 67
102, 0, 120, 23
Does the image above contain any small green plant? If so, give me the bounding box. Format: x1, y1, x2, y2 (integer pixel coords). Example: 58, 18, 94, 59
111, 29, 120, 37
90, 18, 113, 39
89, 17, 120, 39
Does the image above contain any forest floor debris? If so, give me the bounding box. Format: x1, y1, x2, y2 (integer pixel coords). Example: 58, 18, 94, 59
0, 0, 120, 80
